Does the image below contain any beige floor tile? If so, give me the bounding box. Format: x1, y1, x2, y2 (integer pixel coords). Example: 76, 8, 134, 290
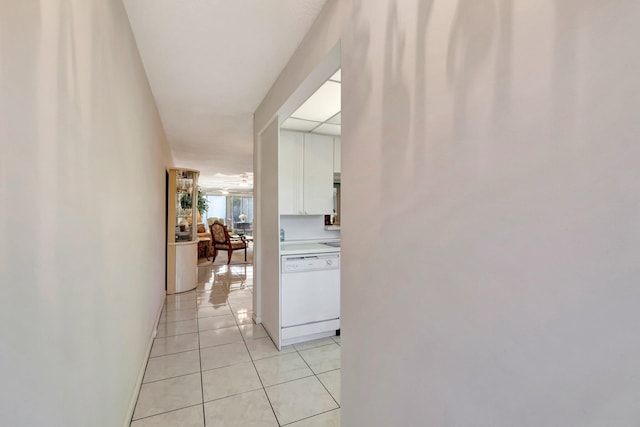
239, 324, 268, 340
130, 405, 204, 427
227, 292, 252, 302
198, 292, 230, 307
151, 333, 199, 357
299, 343, 341, 374
199, 326, 243, 348
200, 341, 251, 371
166, 293, 197, 304
228, 292, 252, 302
235, 310, 255, 325
197, 286, 229, 297
133, 373, 202, 420
293, 337, 335, 352
227, 299, 253, 310
195, 284, 214, 294
317, 369, 341, 405
160, 308, 197, 322
197, 305, 232, 318
202, 361, 262, 402
228, 306, 253, 317
155, 319, 198, 338
197, 269, 214, 285
143, 350, 201, 383
198, 314, 237, 331
265, 376, 338, 425
287, 409, 340, 427
203, 389, 278, 427
131, 265, 346, 427
164, 299, 196, 311
245, 337, 294, 361
254, 352, 313, 387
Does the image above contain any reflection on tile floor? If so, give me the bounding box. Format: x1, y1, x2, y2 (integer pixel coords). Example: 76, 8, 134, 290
131, 263, 341, 427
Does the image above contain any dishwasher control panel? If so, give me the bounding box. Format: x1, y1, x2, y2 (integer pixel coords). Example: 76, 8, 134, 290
282, 254, 340, 273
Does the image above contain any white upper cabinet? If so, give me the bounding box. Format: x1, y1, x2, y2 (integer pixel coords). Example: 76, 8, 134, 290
333, 136, 341, 174
279, 130, 333, 215
302, 133, 334, 214
279, 130, 303, 215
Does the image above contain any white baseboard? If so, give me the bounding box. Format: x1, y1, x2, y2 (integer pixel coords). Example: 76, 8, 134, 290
123, 294, 165, 427
281, 319, 340, 345
282, 330, 336, 347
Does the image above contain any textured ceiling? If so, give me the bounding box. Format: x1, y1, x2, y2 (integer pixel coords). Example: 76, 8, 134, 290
123, 0, 328, 191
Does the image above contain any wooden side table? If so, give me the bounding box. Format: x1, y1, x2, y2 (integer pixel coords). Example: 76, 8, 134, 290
197, 237, 211, 259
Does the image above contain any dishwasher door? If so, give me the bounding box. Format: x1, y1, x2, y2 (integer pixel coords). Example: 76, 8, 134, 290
281, 253, 340, 328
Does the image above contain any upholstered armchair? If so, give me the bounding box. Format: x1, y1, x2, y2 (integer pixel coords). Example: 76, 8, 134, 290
209, 221, 247, 264
207, 217, 233, 234
186, 211, 210, 240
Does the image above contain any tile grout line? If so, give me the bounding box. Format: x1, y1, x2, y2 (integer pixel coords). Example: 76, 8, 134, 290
234, 293, 283, 425
141, 365, 202, 385
128, 310, 159, 426
196, 292, 207, 426
130, 403, 203, 424
294, 345, 341, 409
130, 294, 198, 425
279, 408, 340, 426
196, 269, 256, 423
135, 281, 341, 425
148, 331, 200, 358
161, 268, 347, 425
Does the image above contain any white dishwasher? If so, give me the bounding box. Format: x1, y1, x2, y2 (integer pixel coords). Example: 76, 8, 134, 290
281, 252, 340, 344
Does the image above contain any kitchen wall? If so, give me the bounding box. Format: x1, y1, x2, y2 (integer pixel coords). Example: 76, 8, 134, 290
341, 0, 640, 426
0, 1, 172, 426
280, 215, 340, 241
253, 0, 347, 358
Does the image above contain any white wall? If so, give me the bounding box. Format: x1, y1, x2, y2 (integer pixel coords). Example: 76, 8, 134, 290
254, 1, 349, 132
341, 0, 640, 426
254, 118, 281, 341
0, 1, 172, 426
253, 1, 348, 325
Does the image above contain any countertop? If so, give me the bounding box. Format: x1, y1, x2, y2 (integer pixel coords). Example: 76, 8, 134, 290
280, 242, 340, 256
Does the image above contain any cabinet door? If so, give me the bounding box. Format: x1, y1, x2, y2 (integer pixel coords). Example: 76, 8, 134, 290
333, 136, 341, 173
303, 133, 334, 215
279, 130, 304, 214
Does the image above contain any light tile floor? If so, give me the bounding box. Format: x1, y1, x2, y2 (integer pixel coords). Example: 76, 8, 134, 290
130, 263, 341, 427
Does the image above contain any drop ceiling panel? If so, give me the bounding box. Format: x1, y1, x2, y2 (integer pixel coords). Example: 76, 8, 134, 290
326, 112, 341, 125
281, 117, 321, 132
290, 80, 341, 122
312, 123, 341, 136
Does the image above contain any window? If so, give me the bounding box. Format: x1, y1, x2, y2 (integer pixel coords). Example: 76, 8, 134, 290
203, 194, 253, 235
205, 195, 226, 223
229, 196, 253, 235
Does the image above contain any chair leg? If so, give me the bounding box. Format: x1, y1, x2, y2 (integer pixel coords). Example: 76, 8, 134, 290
212, 248, 217, 262
227, 249, 232, 264
244, 246, 247, 261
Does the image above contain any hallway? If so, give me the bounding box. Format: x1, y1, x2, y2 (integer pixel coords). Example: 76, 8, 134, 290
130, 263, 341, 426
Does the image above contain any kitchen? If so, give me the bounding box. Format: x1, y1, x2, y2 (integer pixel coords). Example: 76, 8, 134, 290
258, 67, 343, 350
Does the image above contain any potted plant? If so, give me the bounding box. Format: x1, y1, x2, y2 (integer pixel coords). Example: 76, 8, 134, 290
180, 186, 209, 216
